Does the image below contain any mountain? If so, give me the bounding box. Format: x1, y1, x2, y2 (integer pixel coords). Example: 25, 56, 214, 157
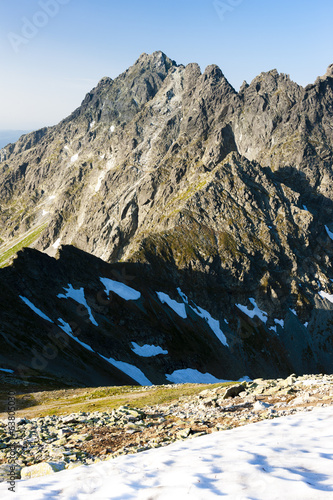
0, 51, 333, 389
0, 130, 31, 149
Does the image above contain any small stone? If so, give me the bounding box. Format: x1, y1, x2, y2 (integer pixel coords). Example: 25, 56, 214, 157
21, 461, 66, 479
57, 428, 74, 437
253, 401, 271, 411
56, 436, 70, 445
177, 428, 191, 439
71, 433, 93, 442
66, 462, 82, 470
223, 384, 246, 399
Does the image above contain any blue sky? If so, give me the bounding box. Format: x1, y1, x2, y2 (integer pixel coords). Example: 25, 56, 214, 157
0, 0, 332, 130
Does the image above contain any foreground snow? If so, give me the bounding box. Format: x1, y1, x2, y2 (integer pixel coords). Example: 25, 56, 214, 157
2, 407, 332, 499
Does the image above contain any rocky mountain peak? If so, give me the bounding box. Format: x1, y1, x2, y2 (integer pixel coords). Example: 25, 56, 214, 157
133, 50, 177, 75
325, 63, 333, 77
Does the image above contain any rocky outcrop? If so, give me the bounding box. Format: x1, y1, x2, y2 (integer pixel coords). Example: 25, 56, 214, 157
0, 52, 333, 383
0, 245, 332, 388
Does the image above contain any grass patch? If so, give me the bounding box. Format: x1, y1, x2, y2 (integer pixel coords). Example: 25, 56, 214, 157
8, 382, 237, 418
0, 223, 48, 268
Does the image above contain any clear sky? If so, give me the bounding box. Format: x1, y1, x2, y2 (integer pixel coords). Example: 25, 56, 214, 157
0, 0, 332, 130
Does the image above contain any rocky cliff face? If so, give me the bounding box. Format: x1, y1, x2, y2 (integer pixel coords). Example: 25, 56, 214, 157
0, 51, 332, 387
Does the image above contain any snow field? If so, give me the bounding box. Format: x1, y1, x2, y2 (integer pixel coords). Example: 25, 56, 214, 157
2, 406, 332, 499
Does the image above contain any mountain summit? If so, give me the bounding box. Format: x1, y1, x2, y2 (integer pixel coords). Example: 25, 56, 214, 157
0, 53, 333, 388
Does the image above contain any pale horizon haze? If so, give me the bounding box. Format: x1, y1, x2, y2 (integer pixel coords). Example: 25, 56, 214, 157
0, 0, 332, 131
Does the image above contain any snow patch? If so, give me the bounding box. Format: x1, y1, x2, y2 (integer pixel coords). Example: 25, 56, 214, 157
295, 378, 332, 386
319, 290, 333, 303
52, 238, 61, 249
303, 205, 308, 211
270, 317, 284, 334
57, 285, 98, 326
48, 195, 56, 200
177, 288, 188, 304
94, 172, 106, 193
70, 153, 79, 163
289, 308, 298, 316
57, 318, 94, 353
110, 125, 115, 133
0, 368, 14, 374
1, 407, 333, 499
236, 298, 268, 323
64, 145, 69, 151
274, 318, 284, 328
42, 210, 48, 216
191, 303, 229, 347
89, 121, 95, 128
176, 288, 228, 347
131, 342, 168, 357
165, 369, 234, 384
19, 296, 53, 323
156, 292, 187, 319
100, 277, 141, 301
99, 355, 152, 385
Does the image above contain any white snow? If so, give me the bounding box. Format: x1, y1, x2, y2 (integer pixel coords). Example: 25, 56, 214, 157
319, 290, 333, 303
100, 277, 141, 301
303, 204, 308, 211
110, 125, 115, 133
4, 406, 333, 500
271, 318, 285, 332
48, 195, 56, 200
156, 291, 187, 319
131, 342, 168, 357
57, 318, 94, 353
295, 378, 325, 386
191, 303, 229, 347
89, 121, 95, 128
57, 284, 98, 326
165, 368, 232, 384
52, 238, 61, 249
99, 355, 152, 386
236, 298, 268, 323
19, 296, 53, 323
0, 368, 14, 374
274, 318, 285, 328
177, 287, 188, 303
70, 153, 79, 163
64, 145, 69, 151
289, 308, 298, 316
325, 225, 333, 241
94, 172, 105, 192
176, 288, 228, 346
42, 210, 48, 216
